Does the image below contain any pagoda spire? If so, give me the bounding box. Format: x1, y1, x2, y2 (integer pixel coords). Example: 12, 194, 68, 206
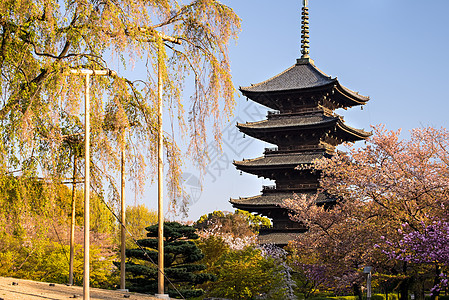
301, 0, 310, 58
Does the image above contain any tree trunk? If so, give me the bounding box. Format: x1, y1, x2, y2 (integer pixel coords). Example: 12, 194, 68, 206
399, 262, 409, 300
353, 283, 362, 300
399, 280, 409, 300
430, 265, 441, 300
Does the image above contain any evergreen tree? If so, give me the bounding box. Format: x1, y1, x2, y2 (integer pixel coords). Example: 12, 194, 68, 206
124, 222, 215, 298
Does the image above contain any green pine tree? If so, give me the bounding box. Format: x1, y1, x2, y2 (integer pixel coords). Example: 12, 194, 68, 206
123, 222, 215, 298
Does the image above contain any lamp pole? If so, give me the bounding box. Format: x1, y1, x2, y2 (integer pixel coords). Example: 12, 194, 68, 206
149, 31, 180, 300
68, 69, 116, 300
119, 134, 127, 291
364, 266, 373, 300
155, 42, 167, 298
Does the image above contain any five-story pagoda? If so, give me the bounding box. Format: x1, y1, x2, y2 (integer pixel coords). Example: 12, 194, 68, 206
230, 0, 371, 246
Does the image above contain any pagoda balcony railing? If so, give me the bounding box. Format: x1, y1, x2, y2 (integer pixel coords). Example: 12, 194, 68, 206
262, 185, 276, 191
264, 147, 279, 153
262, 183, 319, 192
264, 144, 334, 154
266, 106, 338, 118
267, 110, 280, 116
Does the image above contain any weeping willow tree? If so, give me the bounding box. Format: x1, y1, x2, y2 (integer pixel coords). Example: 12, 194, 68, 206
0, 0, 240, 215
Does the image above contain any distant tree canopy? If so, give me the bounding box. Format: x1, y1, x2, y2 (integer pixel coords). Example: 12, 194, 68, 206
0, 175, 117, 287
124, 221, 215, 298
0, 0, 240, 214
195, 209, 272, 236
124, 204, 157, 248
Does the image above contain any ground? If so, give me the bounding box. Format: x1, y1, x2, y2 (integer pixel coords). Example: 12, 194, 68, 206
0, 277, 165, 299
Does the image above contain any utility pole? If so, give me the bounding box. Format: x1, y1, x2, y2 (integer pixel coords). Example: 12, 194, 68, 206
155, 41, 168, 299
68, 69, 116, 300
150, 31, 181, 300
364, 266, 373, 300
119, 137, 127, 291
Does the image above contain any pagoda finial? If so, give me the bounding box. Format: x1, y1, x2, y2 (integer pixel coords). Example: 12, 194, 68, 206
301, 0, 310, 58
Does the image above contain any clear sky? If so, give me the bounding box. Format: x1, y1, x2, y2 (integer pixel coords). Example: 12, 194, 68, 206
142, 0, 449, 221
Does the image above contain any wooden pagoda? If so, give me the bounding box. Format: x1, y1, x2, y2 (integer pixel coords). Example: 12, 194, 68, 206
230, 2, 371, 246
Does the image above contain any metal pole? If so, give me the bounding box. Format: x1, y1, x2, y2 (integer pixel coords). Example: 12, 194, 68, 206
69, 155, 77, 285
156, 43, 167, 298
83, 73, 90, 300
120, 146, 126, 290
67, 69, 115, 300
367, 271, 372, 300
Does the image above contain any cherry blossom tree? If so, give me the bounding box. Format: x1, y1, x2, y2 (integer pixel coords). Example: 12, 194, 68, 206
282, 125, 449, 300
380, 221, 449, 298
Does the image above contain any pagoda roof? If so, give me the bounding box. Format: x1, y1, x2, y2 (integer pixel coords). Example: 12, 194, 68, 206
240, 58, 369, 107
258, 230, 302, 246
241, 59, 334, 93
234, 151, 325, 170
231, 192, 296, 208
237, 114, 371, 142
230, 192, 329, 209
238, 113, 335, 129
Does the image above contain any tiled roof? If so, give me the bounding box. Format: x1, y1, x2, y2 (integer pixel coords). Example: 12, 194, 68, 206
338, 83, 370, 102
258, 231, 301, 246
238, 114, 337, 129
230, 192, 295, 206
238, 114, 371, 140
234, 152, 325, 168
240, 61, 335, 93
230, 192, 329, 207
337, 119, 372, 140
239, 59, 369, 105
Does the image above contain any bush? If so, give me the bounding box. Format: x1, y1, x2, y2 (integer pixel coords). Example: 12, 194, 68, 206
205, 246, 286, 299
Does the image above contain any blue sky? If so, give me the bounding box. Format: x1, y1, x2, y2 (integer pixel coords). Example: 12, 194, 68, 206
143, 0, 449, 221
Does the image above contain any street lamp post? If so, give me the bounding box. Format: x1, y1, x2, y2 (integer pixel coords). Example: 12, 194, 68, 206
364, 266, 373, 300
150, 32, 180, 300
68, 69, 116, 300
155, 43, 169, 299
119, 141, 127, 291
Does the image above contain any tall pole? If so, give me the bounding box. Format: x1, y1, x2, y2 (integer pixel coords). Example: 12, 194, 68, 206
120, 144, 126, 290
68, 69, 116, 300
156, 42, 168, 299
83, 73, 91, 300
69, 155, 77, 285
367, 271, 372, 300
364, 266, 373, 300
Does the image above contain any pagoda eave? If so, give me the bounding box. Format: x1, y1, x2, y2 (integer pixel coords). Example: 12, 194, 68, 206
230, 192, 330, 208
240, 82, 336, 110
258, 229, 303, 246
237, 116, 338, 132
234, 154, 320, 170
334, 82, 370, 106
231, 193, 293, 207
234, 163, 308, 177
336, 119, 372, 141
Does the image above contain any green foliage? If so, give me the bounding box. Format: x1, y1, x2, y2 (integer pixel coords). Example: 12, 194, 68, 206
195, 209, 271, 236
0, 0, 243, 291
309, 297, 357, 300
124, 204, 157, 248
195, 235, 230, 269
124, 222, 215, 298
307, 295, 399, 300
0, 0, 241, 216
0, 175, 118, 287
235, 209, 272, 231
204, 246, 286, 299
